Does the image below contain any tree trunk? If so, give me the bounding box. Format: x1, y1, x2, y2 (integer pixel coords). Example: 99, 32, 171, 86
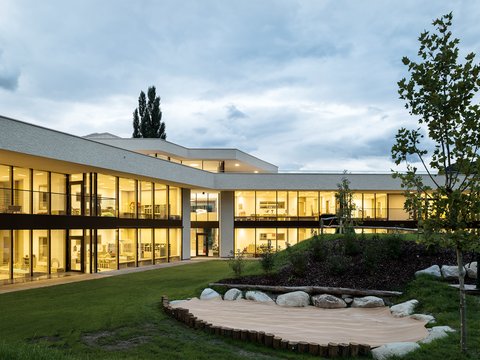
456, 247, 467, 352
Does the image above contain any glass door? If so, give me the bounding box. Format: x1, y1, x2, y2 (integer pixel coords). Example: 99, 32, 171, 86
68, 236, 84, 272
196, 233, 208, 256
70, 181, 84, 216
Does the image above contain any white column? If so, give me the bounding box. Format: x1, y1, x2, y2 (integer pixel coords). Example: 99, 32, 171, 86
181, 188, 191, 260
219, 191, 234, 258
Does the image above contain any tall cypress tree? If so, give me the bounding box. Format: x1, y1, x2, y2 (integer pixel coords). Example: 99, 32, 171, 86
132, 86, 166, 139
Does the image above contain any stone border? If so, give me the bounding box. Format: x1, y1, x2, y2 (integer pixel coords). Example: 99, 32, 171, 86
161, 295, 371, 358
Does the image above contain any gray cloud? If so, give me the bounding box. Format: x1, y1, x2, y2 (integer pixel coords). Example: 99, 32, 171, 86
0, 71, 19, 91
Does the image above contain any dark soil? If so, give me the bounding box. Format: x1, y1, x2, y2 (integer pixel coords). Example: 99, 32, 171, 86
221, 237, 477, 291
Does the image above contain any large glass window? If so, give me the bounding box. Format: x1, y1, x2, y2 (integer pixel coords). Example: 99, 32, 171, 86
298, 228, 318, 242
298, 191, 319, 219
97, 174, 116, 217
51, 173, 67, 215
119, 228, 136, 268
138, 181, 153, 219
320, 191, 336, 215
0, 230, 11, 281
138, 229, 153, 265
256, 191, 277, 220
235, 191, 255, 220
191, 191, 218, 221
287, 191, 298, 218
154, 228, 168, 263
33, 171, 49, 214
97, 229, 117, 271
50, 230, 65, 273
277, 192, 287, 220
119, 178, 136, 218
13, 230, 30, 278
363, 193, 375, 219
235, 228, 255, 256
352, 193, 363, 219
154, 183, 168, 219
287, 228, 298, 246
13, 167, 30, 214
169, 228, 181, 260
256, 228, 276, 253
32, 230, 48, 276
376, 193, 387, 219
276, 228, 288, 252
0, 165, 11, 213
388, 194, 409, 220
169, 187, 182, 220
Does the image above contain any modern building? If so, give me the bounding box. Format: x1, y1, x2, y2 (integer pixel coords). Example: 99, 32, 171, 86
0, 115, 436, 285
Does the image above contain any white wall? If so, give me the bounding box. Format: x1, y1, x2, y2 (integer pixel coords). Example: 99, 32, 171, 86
182, 188, 191, 260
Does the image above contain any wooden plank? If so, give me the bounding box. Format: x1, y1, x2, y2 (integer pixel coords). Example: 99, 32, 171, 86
209, 283, 402, 297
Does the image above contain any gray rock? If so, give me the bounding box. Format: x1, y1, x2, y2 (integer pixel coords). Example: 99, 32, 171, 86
420, 326, 455, 344
312, 294, 347, 309
372, 342, 420, 360
352, 296, 385, 308
245, 291, 274, 303
223, 288, 243, 301
410, 313, 436, 324
466, 262, 477, 279
276, 291, 310, 307
200, 288, 221, 300
415, 265, 441, 278
441, 265, 465, 280
390, 299, 419, 317
344, 297, 353, 305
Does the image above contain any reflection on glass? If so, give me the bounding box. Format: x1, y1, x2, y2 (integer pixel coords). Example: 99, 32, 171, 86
97, 229, 117, 271
97, 174, 116, 217
13, 167, 30, 214
154, 228, 167, 263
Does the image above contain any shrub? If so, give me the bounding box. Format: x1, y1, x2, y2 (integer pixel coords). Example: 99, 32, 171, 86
310, 234, 328, 262
363, 238, 382, 273
260, 245, 275, 274
385, 233, 403, 259
228, 249, 246, 277
326, 254, 351, 275
343, 231, 361, 256
286, 244, 308, 276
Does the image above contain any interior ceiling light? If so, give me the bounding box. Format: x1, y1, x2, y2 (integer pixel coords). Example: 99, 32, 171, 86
191, 163, 199, 167
234, 163, 240, 167
254, 170, 259, 173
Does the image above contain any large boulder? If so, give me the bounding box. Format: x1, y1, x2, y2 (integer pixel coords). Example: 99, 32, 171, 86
312, 294, 347, 309
466, 262, 477, 279
371, 342, 420, 360
245, 291, 274, 303
223, 288, 243, 301
200, 288, 221, 300
420, 326, 455, 344
390, 299, 419, 317
276, 291, 310, 307
352, 296, 385, 308
441, 265, 465, 280
410, 313, 435, 324
415, 265, 441, 278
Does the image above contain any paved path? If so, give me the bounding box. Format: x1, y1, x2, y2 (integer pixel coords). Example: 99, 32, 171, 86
0, 258, 214, 295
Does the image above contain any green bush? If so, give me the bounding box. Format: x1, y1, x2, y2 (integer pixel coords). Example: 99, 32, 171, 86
385, 233, 403, 259
228, 249, 246, 277
326, 254, 350, 275
260, 245, 275, 273
343, 231, 361, 256
363, 237, 382, 273
286, 244, 308, 276
310, 234, 329, 262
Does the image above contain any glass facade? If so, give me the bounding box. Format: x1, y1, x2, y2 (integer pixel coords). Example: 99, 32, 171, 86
190, 191, 218, 221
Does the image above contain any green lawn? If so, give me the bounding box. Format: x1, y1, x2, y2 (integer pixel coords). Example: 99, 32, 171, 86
0, 259, 479, 359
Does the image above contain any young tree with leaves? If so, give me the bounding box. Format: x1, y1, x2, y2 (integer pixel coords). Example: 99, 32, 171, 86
132, 86, 166, 139
335, 175, 356, 234
392, 13, 480, 353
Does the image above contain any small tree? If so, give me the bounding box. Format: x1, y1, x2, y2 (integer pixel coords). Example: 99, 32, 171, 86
335, 175, 356, 234
392, 13, 480, 352
132, 86, 166, 139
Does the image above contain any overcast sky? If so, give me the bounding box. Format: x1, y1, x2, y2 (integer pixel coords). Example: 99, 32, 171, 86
0, 1, 478, 171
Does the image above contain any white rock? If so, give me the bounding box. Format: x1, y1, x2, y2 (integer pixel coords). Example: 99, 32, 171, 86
245, 291, 274, 303
410, 313, 436, 324
169, 300, 188, 305
372, 342, 420, 360
200, 288, 221, 300
415, 265, 441, 278
276, 291, 310, 307
390, 299, 419, 317
352, 296, 385, 308
223, 288, 243, 301
312, 294, 347, 309
441, 265, 465, 280
420, 326, 455, 344
466, 262, 477, 279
